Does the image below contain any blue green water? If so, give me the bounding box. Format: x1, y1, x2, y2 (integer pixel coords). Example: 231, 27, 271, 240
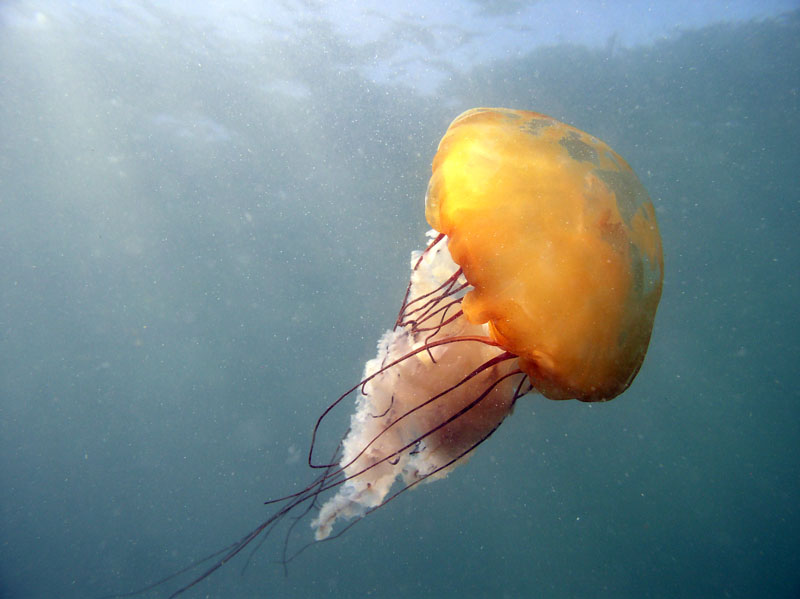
1, 4, 798, 598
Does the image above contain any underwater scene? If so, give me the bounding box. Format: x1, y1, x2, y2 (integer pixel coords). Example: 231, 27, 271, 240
1, 2, 798, 597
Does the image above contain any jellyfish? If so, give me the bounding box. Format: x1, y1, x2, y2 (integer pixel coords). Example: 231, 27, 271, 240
125, 108, 663, 598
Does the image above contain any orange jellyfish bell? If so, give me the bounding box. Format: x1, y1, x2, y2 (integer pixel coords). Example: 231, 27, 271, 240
311, 107, 663, 540
426, 107, 664, 401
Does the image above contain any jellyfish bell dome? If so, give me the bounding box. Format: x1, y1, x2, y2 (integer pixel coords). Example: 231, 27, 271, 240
426, 108, 664, 401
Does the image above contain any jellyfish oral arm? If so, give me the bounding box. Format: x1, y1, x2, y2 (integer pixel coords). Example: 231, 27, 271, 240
310, 232, 526, 540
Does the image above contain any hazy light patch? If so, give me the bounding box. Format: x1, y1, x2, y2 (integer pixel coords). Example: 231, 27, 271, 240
3, 0, 795, 95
